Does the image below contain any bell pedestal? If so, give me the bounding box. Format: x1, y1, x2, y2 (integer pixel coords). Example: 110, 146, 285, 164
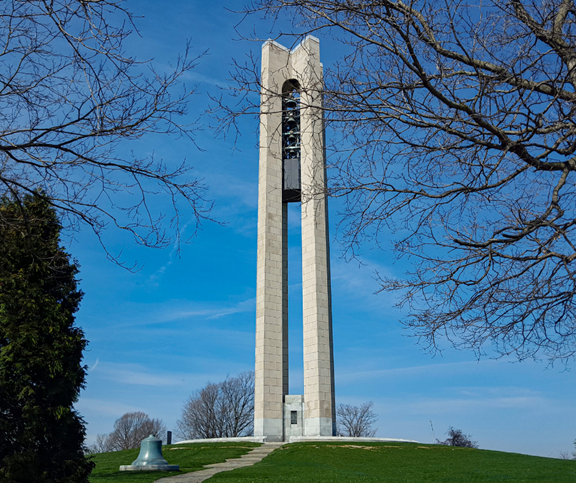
119, 464, 180, 471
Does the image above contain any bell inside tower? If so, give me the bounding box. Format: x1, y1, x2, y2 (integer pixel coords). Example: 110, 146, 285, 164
282, 81, 301, 203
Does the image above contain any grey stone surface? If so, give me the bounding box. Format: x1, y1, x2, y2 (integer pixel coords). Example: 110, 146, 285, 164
304, 417, 334, 439
283, 394, 304, 439
175, 436, 267, 444
288, 436, 420, 443
120, 464, 179, 472
255, 37, 291, 439
152, 443, 284, 483
255, 35, 336, 442
254, 418, 284, 442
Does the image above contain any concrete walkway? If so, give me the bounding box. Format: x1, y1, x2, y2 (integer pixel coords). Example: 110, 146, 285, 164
153, 443, 284, 483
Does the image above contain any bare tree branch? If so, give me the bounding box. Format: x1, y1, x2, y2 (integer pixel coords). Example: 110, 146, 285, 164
177, 372, 254, 440
336, 402, 378, 437
217, 0, 576, 365
0, 0, 213, 267
104, 411, 166, 451
437, 426, 478, 448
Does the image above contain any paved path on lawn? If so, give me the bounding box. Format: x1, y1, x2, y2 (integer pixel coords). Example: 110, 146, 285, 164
153, 443, 284, 483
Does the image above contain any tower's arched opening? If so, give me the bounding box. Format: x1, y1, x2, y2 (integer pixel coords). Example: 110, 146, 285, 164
282, 80, 301, 203
282, 79, 304, 397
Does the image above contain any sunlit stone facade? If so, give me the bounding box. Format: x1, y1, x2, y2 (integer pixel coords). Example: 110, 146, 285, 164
254, 36, 335, 442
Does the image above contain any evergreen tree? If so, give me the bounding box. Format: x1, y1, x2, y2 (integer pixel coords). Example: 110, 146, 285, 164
0, 193, 94, 482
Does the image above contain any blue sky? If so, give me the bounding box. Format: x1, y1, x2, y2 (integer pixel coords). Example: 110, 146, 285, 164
71, 0, 576, 459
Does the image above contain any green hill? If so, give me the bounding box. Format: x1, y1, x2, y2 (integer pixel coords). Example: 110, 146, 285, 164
89, 442, 259, 483
89, 441, 576, 483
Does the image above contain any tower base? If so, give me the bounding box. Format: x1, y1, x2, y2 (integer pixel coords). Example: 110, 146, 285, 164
254, 418, 284, 442
257, 395, 336, 442
304, 417, 336, 438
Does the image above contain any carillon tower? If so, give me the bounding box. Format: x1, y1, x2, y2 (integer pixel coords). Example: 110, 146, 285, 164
254, 36, 336, 442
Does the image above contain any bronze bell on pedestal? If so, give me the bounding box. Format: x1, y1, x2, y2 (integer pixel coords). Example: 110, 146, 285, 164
119, 434, 180, 471
132, 434, 169, 465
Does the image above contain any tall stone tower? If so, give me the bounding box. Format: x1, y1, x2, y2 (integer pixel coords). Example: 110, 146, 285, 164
254, 36, 336, 442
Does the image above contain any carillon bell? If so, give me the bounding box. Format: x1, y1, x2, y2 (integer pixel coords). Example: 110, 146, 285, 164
282, 85, 301, 202
285, 134, 299, 146
119, 434, 179, 472
285, 145, 300, 154
132, 434, 168, 465
284, 116, 298, 131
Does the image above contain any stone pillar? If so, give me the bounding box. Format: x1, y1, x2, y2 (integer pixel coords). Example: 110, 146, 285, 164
254, 40, 290, 442
255, 36, 335, 442
297, 39, 336, 437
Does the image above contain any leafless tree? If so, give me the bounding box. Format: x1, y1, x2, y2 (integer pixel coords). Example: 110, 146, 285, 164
0, 0, 211, 265
219, 0, 576, 365
220, 371, 256, 437
437, 426, 478, 448
86, 433, 113, 454
336, 402, 378, 437
178, 383, 223, 440
105, 411, 166, 451
177, 371, 254, 440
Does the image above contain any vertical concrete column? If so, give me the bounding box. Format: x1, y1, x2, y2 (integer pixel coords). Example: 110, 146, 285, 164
254, 41, 290, 442
296, 37, 336, 437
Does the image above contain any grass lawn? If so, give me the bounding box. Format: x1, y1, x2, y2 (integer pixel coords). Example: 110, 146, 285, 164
88, 442, 261, 483
206, 442, 576, 483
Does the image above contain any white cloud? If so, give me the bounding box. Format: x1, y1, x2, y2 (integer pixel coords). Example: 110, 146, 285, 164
89, 361, 239, 389
202, 170, 258, 210
162, 297, 256, 322
75, 398, 141, 417
93, 362, 192, 387
148, 220, 196, 285
330, 257, 402, 311
336, 359, 491, 384
87, 297, 256, 330
182, 71, 228, 88
401, 394, 548, 415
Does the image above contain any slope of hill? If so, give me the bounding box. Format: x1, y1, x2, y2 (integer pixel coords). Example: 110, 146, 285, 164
89, 441, 576, 483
